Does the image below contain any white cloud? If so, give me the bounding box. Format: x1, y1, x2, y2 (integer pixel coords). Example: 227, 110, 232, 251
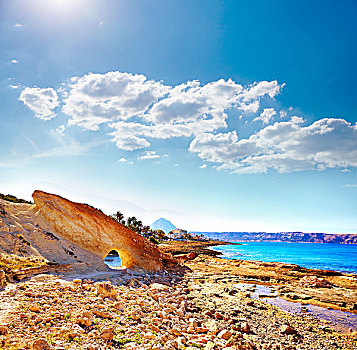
242, 80, 284, 101
11, 59, 18, 64
138, 151, 160, 160
62, 71, 170, 130
9, 84, 20, 89
56, 125, 65, 136
254, 108, 277, 124
118, 158, 127, 162
20, 71, 357, 175
111, 134, 150, 151
22, 71, 285, 153
343, 184, 357, 188
14, 23, 23, 28
189, 118, 357, 174
199, 164, 207, 169
99, 21, 104, 25
144, 79, 243, 125
19, 87, 59, 120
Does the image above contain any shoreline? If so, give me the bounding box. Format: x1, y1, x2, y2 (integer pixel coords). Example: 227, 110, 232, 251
160, 240, 357, 316
0, 240, 356, 348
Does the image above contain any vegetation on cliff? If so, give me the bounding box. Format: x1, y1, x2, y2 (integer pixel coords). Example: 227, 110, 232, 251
0, 193, 32, 204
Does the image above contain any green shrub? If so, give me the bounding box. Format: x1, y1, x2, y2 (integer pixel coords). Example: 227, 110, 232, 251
0, 193, 32, 204
149, 236, 159, 244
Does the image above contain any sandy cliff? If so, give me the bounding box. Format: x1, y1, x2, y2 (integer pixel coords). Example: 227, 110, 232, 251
33, 190, 172, 271
0, 190, 175, 275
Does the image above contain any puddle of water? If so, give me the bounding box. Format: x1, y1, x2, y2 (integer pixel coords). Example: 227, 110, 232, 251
233, 283, 357, 332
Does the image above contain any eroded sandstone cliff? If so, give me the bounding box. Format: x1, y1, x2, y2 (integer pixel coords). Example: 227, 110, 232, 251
32, 190, 173, 271
0, 190, 175, 276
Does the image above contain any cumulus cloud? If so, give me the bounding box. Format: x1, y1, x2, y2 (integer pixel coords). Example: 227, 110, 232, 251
138, 151, 160, 160
254, 108, 276, 124
11, 59, 18, 64
200, 164, 207, 169
189, 118, 357, 173
62, 71, 170, 130
111, 134, 150, 151
19, 87, 59, 120
21, 71, 285, 151
14, 23, 23, 27
118, 158, 127, 162
19, 70, 357, 175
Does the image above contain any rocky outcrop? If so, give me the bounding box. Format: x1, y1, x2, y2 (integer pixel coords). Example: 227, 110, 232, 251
0, 190, 176, 274
32, 190, 174, 271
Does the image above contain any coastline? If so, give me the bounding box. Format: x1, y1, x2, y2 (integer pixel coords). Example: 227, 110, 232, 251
159, 240, 240, 257
0, 240, 356, 349
161, 240, 357, 315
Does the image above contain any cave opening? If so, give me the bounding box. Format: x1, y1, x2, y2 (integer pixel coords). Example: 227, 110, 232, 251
103, 249, 123, 269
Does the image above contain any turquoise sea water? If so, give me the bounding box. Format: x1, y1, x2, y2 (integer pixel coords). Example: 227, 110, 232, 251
211, 242, 357, 274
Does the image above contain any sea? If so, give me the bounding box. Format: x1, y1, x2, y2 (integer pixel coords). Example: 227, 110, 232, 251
211, 242, 357, 274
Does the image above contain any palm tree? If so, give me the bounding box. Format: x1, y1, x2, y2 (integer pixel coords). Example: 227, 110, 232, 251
113, 211, 124, 223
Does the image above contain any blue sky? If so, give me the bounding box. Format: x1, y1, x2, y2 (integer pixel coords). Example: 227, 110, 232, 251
1, 0, 357, 233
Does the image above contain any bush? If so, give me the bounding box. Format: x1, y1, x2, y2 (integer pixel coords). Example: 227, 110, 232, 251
0, 193, 32, 204
149, 236, 159, 245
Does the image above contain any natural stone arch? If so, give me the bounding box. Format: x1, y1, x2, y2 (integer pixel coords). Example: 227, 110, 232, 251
33, 190, 175, 271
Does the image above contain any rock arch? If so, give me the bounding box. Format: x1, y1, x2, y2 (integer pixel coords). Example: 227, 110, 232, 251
33, 190, 175, 271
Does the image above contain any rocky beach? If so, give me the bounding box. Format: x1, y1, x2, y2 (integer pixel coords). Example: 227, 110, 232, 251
0, 192, 357, 349
0, 250, 357, 349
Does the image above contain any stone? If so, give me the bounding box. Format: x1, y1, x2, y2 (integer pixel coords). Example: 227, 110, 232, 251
95, 281, 117, 299
280, 324, 298, 335
0, 326, 7, 335
130, 310, 142, 320
29, 305, 40, 313
100, 327, 114, 342
93, 309, 112, 319
241, 322, 250, 333
215, 312, 223, 319
217, 329, 232, 340
298, 276, 333, 288
113, 301, 125, 311
32, 338, 50, 350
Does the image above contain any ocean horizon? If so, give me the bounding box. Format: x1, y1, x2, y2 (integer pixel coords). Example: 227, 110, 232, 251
211, 241, 357, 274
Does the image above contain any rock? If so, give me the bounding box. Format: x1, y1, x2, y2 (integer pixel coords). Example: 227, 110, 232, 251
113, 301, 125, 311
93, 309, 112, 319
100, 327, 114, 342
95, 281, 117, 299
32, 338, 50, 350
33, 190, 176, 271
217, 329, 232, 340
215, 312, 224, 319
241, 322, 250, 333
130, 310, 142, 320
298, 276, 333, 288
76, 316, 92, 327
280, 324, 298, 335
0, 270, 6, 288
29, 305, 40, 313
0, 326, 7, 335
175, 252, 197, 261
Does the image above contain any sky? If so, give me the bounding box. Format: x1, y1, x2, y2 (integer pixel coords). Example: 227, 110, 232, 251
1, 0, 357, 233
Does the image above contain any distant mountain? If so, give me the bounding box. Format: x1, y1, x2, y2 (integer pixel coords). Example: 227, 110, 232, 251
191, 231, 357, 244
151, 218, 176, 233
